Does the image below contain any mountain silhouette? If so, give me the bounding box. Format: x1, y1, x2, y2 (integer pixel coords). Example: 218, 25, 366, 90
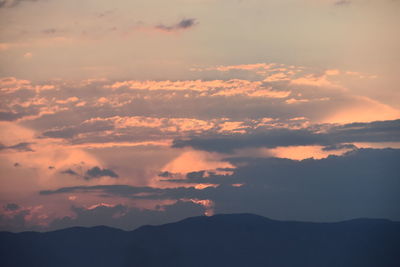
1, 213, 399, 267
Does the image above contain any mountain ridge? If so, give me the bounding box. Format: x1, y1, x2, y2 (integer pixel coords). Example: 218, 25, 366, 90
1, 213, 399, 267
3, 213, 397, 234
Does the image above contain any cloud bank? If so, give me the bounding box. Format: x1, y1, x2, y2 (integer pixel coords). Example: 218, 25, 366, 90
173, 119, 400, 153
38, 148, 400, 227
0, 62, 399, 232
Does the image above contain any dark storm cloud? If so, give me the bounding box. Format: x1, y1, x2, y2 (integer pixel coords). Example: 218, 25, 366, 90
213, 148, 400, 221
0, 142, 34, 152
40, 148, 400, 222
173, 119, 400, 153
155, 18, 197, 32
165, 148, 400, 221
85, 166, 119, 179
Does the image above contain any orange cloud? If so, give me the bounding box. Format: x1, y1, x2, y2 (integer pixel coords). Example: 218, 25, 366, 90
322, 96, 400, 124
269, 145, 351, 160
217, 121, 251, 134
108, 79, 262, 92
183, 198, 214, 216
325, 69, 340, 76
214, 63, 275, 72
55, 97, 79, 104
263, 72, 290, 82
248, 89, 291, 98
107, 79, 291, 98
0, 77, 56, 94
291, 74, 338, 88
23, 52, 33, 59
0, 77, 31, 93
160, 150, 234, 175
194, 184, 218, 190
0, 122, 106, 195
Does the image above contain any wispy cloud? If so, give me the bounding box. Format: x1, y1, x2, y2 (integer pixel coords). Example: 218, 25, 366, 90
155, 18, 198, 32
60, 166, 119, 180
0, 0, 38, 8
0, 142, 34, 152
85, 166, 119, 179
334, 0, 351, 6
60, 169, 79, 176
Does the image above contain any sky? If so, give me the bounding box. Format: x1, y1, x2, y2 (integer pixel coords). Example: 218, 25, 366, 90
0, 0, 400, 232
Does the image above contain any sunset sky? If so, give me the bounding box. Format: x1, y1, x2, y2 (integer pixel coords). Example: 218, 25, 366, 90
1, 0, 399, 232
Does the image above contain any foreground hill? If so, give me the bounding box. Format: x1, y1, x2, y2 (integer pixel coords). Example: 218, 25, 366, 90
1, 214, 399, 267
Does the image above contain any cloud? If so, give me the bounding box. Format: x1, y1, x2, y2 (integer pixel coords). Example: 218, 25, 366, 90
4, 203, 20, 211
1, 67, 398, 147
85, 166, 119, 179
0, 208, 30, 232
39, 148, 400, 223
334, 0, 351, 6
155, 18, 197, 32
41, 28, 65, 35
0, 111, 27, 121
40, 184, 189, 199
172, 119, 400, 153
0, 121, 105, 207
6, 142, 34, 151
186, 170, 206, 179
42, 118, 114, 139
23, 52, 33, 59
60, 166, 118, 179
0, 0, 38, 8
40, 185, 156, 196
60, 168, 79, 176
39, 115, 260, 145
0, 142, 34, 152
47, 200, 205, 231
0, 63, 399, 232
213, 63, 275, 72
322, 143, 358, 151
158, 171, 174, 178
